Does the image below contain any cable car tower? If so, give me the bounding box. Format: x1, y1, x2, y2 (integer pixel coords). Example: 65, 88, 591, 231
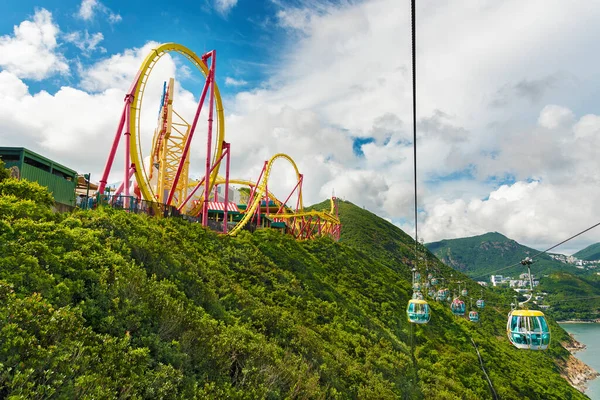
506, 257, 550, 350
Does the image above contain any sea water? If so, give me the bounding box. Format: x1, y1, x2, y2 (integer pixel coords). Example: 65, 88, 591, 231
560, 323, 600, 399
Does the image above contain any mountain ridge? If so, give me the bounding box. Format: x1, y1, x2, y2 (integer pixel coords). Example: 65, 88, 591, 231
426, 231, 576, 279
573, 242, 600, 261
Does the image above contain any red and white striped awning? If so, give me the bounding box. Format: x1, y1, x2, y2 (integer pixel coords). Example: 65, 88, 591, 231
193, 200, 239, 212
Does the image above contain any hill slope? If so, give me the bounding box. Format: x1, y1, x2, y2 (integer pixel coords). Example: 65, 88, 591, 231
0, 168, 589, 399
426, 232, 575, 280
573, 243, 600, 261
538, 272, 600, 321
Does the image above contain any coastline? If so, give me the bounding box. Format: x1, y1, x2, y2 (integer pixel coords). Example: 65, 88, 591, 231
560, 328, 600, 394
558, 320, 600, 324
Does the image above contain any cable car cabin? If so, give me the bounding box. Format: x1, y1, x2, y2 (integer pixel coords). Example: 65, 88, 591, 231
476, 299, 485, 309
469, 311, 479, 322
413, 283, 421, 291
412, 291, 424, 300
428, 290, 436, 298
407, 299, 430, 324
415, 272, 421, 281
431, 278, 438, 285
451, 298, 466, 316
427, 273, 433, 280
461, 289, 468, 297
437, 289, 447, 301
507, 310, 550, 350
425, 281, 431, 289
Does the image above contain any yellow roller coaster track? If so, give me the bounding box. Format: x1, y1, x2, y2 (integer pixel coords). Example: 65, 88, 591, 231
124, 43, 339, 239
226, 153, 340, 237
129, 43, 225, 212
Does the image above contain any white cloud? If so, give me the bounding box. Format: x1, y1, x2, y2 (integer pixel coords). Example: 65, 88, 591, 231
79, 41, 161, 92
220, 0, 600, 250
225, 77, 248, 87
0, 9, 68, 80
0, 41, 201, 185
77, 0, 96, 20
214, 0, 238, 16
64, 30, 105, 55
538, 105, 574, 129
77, 0, 122, 23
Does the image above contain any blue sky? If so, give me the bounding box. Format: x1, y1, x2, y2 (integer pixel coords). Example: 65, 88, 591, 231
1, 0, 600, 252
0, 0, 298, 95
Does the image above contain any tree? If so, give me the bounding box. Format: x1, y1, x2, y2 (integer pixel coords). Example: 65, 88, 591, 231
0, 159, 9, 182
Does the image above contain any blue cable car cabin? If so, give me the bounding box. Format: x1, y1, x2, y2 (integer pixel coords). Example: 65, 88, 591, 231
436, 289, 447, 301
431, 278, 439, 285
507, 310, 550, 350
407, 299, 430, 324
469, 311, 479, 322
451, 298, 466, 316
412, 291, 424, 300
461, 289, 468, 297
476, 299, 485, 309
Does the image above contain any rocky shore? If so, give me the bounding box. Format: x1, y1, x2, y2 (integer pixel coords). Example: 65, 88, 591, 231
563, 334, 587, 354
561, 336, 599, 393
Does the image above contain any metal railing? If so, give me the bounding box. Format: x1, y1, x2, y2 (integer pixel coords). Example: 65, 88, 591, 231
77, 194, 181, 218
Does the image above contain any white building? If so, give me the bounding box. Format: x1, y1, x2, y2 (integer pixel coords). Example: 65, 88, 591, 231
491, 275, 505, 286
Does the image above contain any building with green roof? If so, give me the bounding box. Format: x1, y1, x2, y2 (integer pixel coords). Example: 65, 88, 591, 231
0, 147, 77, 209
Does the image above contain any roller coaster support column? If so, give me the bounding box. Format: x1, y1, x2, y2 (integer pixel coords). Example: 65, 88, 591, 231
98, 71, 140, 195
223, 141, 231, 233
275, 175, 303, 215
166, 50, 215, 213
248, 161, 267, 227
124, 92, 133, 209
264, 179, 269, 223
177, 141, 230, 213
111, 166, 135, 198
202, 50, 216, 227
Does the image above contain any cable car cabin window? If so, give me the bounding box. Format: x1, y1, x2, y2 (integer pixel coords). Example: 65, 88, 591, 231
510, 315, 527, 345
407, 301, 430, 324
509, 314, 550, 349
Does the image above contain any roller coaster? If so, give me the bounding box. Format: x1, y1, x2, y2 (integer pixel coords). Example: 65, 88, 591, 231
97, 43, 340, 240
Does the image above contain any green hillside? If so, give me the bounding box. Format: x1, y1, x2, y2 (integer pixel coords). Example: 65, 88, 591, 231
538, 272, 600, 321
0, 162, 588, 399
426, 232, 575, 280
573, 243, 600, 261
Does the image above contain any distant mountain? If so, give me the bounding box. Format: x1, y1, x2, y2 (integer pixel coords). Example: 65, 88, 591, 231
573, 242, 600, 261
426, 232, 575, 280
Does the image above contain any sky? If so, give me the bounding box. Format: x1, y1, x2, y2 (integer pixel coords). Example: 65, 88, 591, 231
1, 0, 600, 254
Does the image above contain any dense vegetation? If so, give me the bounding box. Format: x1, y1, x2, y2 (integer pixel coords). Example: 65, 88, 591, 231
426, 232, 576, 280
0, 160, 588, 399
538, 272, 600, 321
573, 243, 600, 261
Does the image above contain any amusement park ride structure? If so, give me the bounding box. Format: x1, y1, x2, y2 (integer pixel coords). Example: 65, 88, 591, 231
98, 43, 341, 240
